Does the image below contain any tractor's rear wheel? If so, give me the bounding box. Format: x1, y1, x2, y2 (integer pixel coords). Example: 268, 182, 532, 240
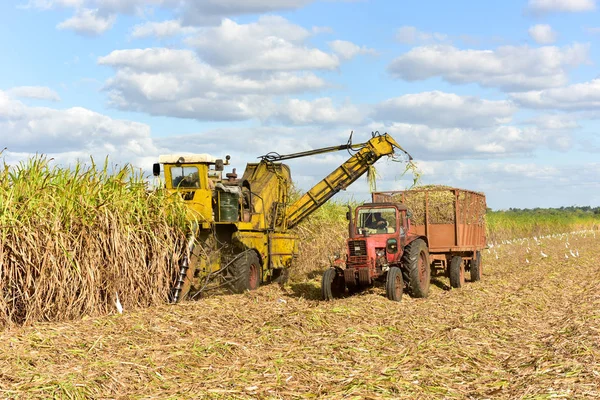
230, 251, 262, 293
321, 268, 345, 300
469, 251, 482, 282
449, 255, 465, 288
401, 239, 431, 298
386, 266, 404, 302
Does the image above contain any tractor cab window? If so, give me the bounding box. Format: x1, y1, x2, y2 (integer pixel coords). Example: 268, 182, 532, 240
170, 166, 200, 189
357, 207, 397, 234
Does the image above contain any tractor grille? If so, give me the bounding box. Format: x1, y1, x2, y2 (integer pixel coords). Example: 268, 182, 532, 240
349, 240, 367, 257
348, 255, 368, 264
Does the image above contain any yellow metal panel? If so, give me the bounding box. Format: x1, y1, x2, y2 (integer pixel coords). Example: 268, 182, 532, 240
233, 232, 269, 261
241, 162, 292, 231
269, 232, 298, 269
235, 222, 254, 231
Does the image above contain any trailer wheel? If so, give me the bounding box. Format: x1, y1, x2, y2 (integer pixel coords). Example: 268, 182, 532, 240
230, 251, 262, 293
449, 255, 464, 288
469, 251, 482, 282
401, 239, 431, 298
321, 268, 345, 300
386, 267, 404, 302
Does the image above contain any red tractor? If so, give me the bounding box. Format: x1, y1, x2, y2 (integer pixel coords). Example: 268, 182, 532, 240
322, 188, 486, 301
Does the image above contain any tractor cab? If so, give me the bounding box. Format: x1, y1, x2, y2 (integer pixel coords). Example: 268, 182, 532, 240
356, 206, 398, 235
353, 203, 409, 237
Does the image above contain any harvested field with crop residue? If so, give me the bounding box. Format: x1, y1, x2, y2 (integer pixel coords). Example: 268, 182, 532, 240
1, 231, 599, 399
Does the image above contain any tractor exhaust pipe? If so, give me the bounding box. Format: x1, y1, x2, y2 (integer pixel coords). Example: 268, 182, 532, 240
347, 205, 355, 239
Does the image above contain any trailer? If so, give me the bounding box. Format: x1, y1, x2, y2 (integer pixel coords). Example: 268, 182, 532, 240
372, 187, 487, 289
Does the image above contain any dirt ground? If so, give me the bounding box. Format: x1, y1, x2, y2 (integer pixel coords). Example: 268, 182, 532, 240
1, 231, 599, 399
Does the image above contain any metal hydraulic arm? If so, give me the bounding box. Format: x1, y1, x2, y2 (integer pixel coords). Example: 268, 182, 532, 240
260, 134, 361, 163
278, 133, 411, 230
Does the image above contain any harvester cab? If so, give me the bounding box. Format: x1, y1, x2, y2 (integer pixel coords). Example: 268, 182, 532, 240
153, 153, 234, 224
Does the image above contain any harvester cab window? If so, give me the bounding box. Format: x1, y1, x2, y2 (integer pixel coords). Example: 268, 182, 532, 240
171, 166, 200, 189
357, 208, 397, 234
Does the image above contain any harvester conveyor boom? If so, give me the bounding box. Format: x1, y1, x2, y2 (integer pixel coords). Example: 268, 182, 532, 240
283, 133, 410, 230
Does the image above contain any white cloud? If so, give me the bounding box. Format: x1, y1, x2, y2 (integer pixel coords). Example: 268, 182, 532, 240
395, 26, 449, 44
24, 0, 176, 14
372, 91, 516, 128
98, 48, 199, 73
328, 40, 377, 60
26, 0, 316, 31
181, 0, 314, 25
527, 0, 596, 14
153, 126, 316, 159
510, 78, 600, 110
409, 160, 563, 186
529, 24, 557, 44
528, 114, 580, 130
98, 48, 328, 94
270, 98, 366, 125
131, 20, 198, 39
185, 16, 339, 72
7, 86, 61, 101
366, 121, 572, 160
98, 48, 328, 120
0, 90, 159, 168
312, 26, 334, 35
20, 0, 85, 9
56, 8, 116, 36
387, 43, 589, 91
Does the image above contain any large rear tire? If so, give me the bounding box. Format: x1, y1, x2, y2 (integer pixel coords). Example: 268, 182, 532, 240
469, 251, 482, 282
386, 266, 404, 302
401, 239, 431, 298
230, 251, 262, 293
449, 255, 464, 288
321, 268, 345, 300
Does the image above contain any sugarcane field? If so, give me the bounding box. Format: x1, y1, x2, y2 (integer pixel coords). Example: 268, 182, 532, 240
3, 1, 600, 399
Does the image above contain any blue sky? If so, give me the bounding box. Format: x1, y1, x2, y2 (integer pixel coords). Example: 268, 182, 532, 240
1, 0, 600, 210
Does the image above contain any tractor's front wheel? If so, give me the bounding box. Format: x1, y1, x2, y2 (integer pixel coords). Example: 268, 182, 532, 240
321, 268, 345, 300
386, 267, 404, 302
230, 251, 262, 293
449, 255, 464, 288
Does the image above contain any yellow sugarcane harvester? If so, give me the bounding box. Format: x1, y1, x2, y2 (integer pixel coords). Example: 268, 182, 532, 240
152, 132, 411, 302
